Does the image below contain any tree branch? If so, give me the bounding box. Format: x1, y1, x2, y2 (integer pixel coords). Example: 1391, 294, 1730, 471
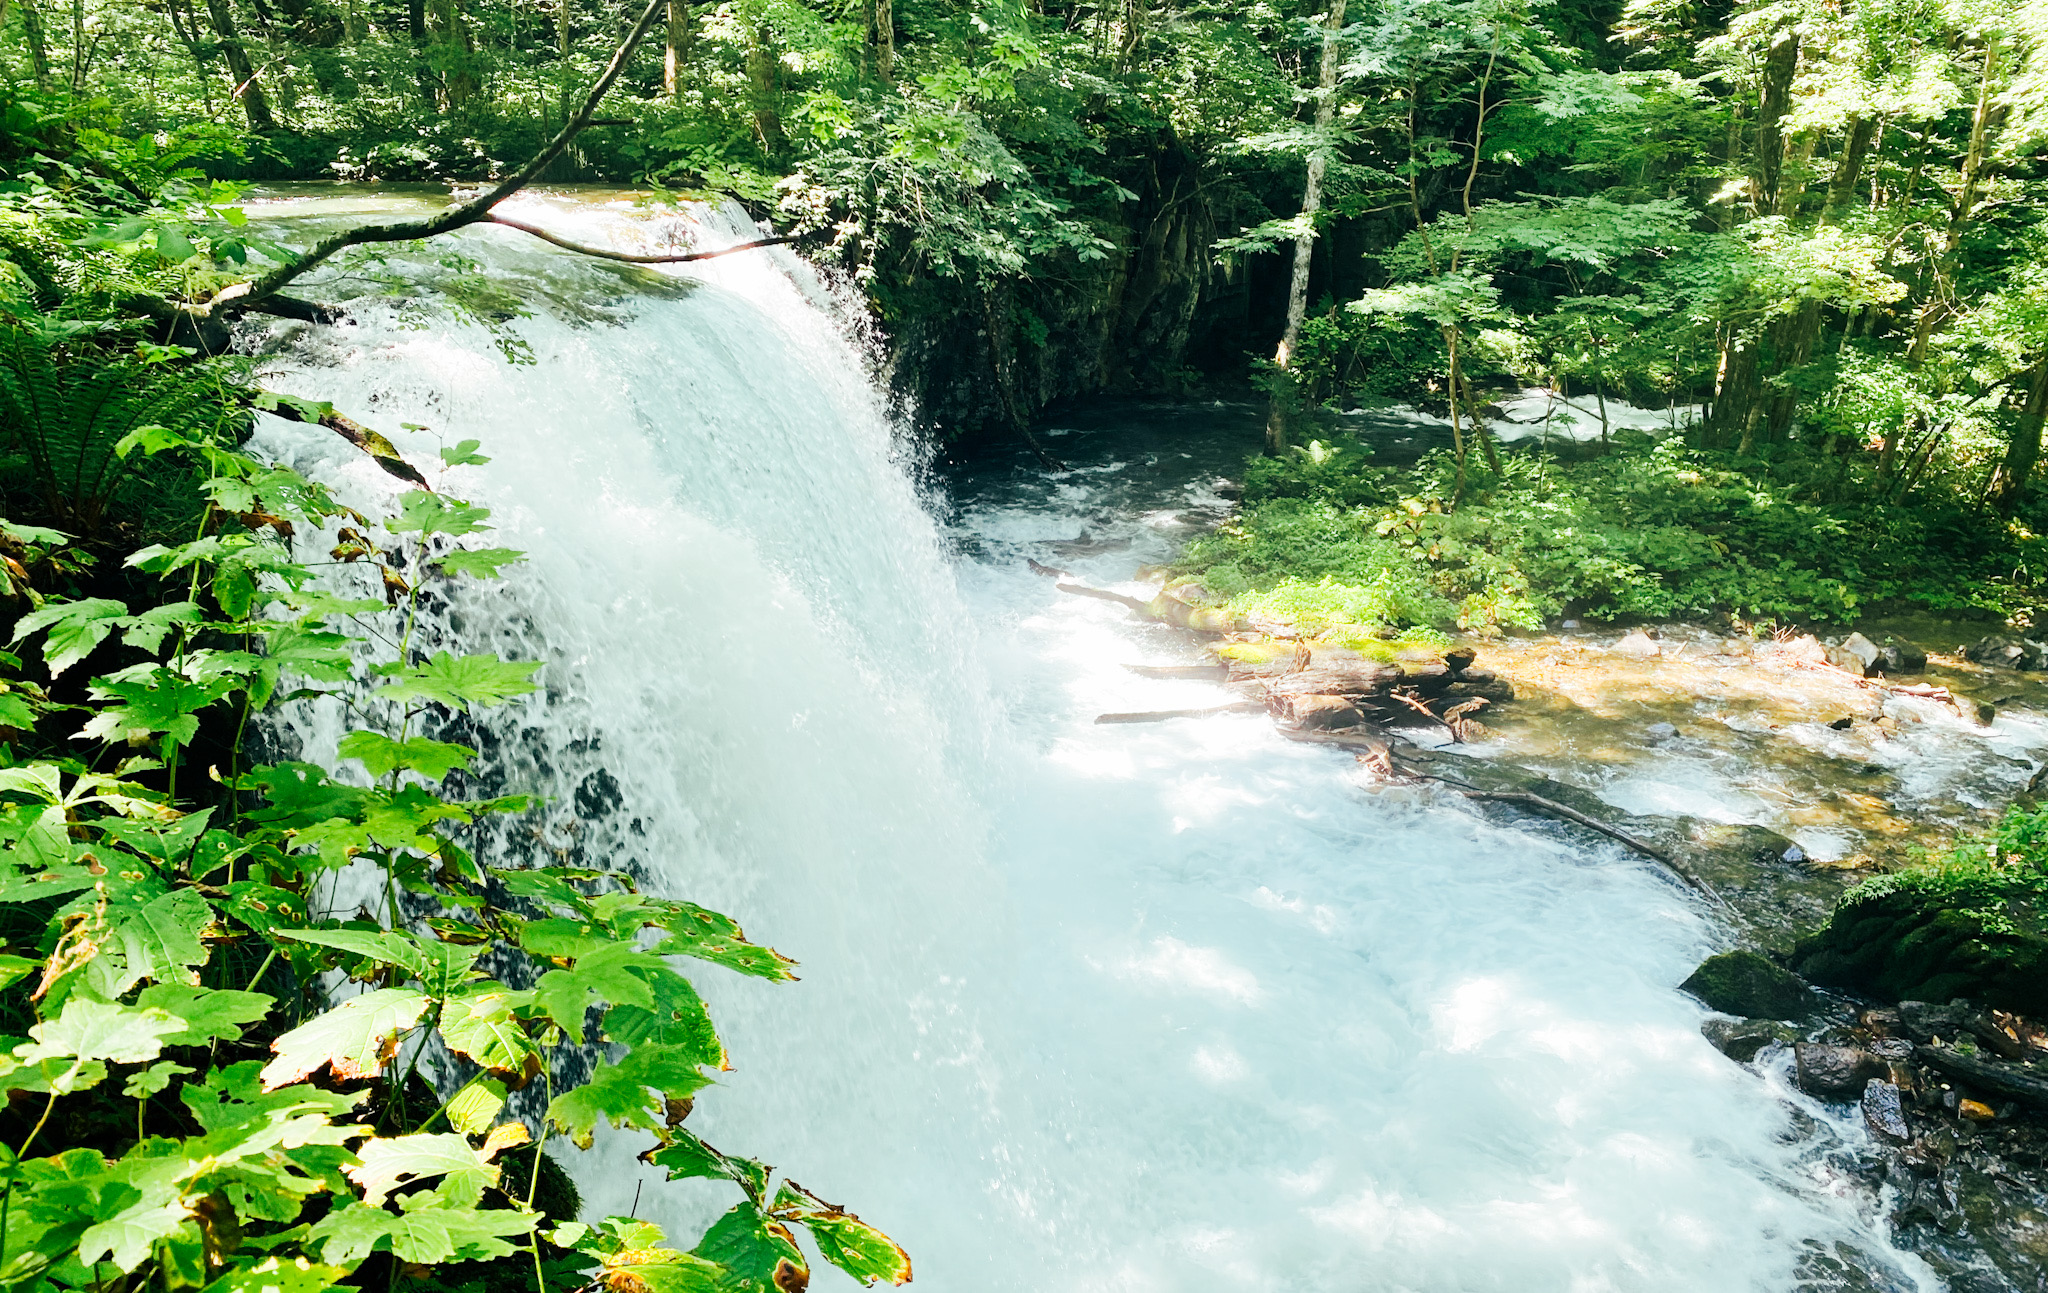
225, 0, 670, 311
483, 215, 801, 264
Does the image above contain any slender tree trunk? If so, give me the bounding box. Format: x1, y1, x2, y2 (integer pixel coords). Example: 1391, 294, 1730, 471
201, 0, 278, 130
1993, 358, 2048, 515
1264, 0, 1346, 457
873, 0, 892, 81
1753, 29, 1799, 214
557, 0, 571, 124
428, 0, 476, 106
746, 22, 783, 151
663, 0, 687, 95
17, 0, 50, 87
1446, 327, 1469, 503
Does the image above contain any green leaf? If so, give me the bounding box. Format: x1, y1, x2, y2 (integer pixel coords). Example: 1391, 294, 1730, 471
385, 492, 493, 537
12, 598, 127, 676
444, 1077, 507, 1135
306, 1204, 398, 1265
122, 1059, 194, 1099
18, 998, 185, 1064
387, 1195, 536, 1262
200, 1255, 347, 1293
155, 226, 196, 261
437, 986, 541, 1079
773, 1182, 912, 1286
439, 440, 491, 467
435, 547, 526, 579
0, 955, 39, 992
119, 602, 204, 654
0, 692, 36, 730
532, 942, 661, 1034
544, 1045, 713, 1150
642, 1128, 766, 1200
100, 888, 212, 994
647, 903, 798, 983
259, 987, 433, 1088
598, 1247, 723, 1293
346, 1132, 499, 1207
336, 730, 476, 781
378, 651, 541, 712
137, 986, 274, 1044
691, 1204, 808, 1293
605, 966, 726, 1070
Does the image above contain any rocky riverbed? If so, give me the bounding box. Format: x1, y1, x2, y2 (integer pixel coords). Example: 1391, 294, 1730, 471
1063, 578, 2048, 1291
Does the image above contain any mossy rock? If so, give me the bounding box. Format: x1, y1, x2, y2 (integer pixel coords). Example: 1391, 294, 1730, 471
1680, 950, 1817, 1019
1793, 887, 2048, 1015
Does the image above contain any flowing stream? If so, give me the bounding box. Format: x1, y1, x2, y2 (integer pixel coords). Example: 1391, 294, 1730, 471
244, 191, 1936, 1292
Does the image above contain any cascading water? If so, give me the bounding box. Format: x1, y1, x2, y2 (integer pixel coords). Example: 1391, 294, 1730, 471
245, 190, 1935, 1291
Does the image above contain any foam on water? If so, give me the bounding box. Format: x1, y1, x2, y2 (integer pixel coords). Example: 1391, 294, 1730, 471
246, 192, 1934, 1290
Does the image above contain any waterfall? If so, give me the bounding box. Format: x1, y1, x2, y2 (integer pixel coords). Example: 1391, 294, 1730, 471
246, 192, 1933, 1291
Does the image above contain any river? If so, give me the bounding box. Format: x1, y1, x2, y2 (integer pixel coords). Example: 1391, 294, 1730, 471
244, 191, 1933, 1291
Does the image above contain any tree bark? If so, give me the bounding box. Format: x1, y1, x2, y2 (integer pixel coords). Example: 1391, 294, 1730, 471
1993, 358, 2048, 514
428, 0, 476, 106
1264, 0, 1346, 457
1753, 29, 1799, 214
746, 21, 784, 151
663, 0, 687, 95
16, 0, 50, 87
873, 0, 892, 82
200, 0, 278, 131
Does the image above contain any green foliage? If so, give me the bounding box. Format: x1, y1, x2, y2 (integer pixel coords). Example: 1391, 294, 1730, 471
0, 418, 909, 1293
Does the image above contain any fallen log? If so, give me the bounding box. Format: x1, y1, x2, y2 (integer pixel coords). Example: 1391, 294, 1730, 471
1095, 701, 1266, 724
1055, 581, 1153, 613
1917, 1045, 2048, 1108
1267, 664, 1405, 698
1123, 663, 1232, 681
1457, 789, 1730, 909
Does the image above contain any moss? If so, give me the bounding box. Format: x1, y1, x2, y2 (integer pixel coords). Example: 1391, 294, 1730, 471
1680, 950, 1816, 1019
1217, 640, 1291, 663
1793, 887, 2048, 1014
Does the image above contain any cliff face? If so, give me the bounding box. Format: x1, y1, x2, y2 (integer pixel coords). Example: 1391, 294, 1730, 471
878, 143, 1227, 442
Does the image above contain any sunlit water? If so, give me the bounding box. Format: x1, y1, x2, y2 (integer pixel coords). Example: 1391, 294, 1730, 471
243, 191, 1933, 1291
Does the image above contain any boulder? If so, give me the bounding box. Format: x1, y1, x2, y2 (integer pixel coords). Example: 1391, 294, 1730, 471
1681, 950, 1817, 1019
1862, 1079, 1911, 1142
1614, 630, 1660, 659
1701, 1016, 1798, 1062
1277, 694, 1364, 730
1645, 722, 1679, 742
1825, 632, 1883, 677
1878, 638, 1928, 673
1795, 1043, 1887, 1098
1964, 634, 2048, 671
1897, 1000, 1970, 1044
1443, 646, 1477, 674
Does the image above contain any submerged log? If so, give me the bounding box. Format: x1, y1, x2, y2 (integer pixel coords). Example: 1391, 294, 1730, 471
1274, 694, 1365, 729
1095, 701, 1266, 724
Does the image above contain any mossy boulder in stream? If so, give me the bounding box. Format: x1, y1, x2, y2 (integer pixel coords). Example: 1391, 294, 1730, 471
1681, 950, 1817, 1019
1792, 808, 2048, 1014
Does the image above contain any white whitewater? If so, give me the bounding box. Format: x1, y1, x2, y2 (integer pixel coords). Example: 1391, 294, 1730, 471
246, 192, 1930, 1292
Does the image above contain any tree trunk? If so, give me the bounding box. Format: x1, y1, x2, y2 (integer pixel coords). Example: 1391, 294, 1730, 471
1754, 29, 1799, 214
746, 22, 783, 151
873, 0, 892, 82
17, 0, 51, 87
1994, 359, 2048, 515
428, 0, 476, 106
200, 0, 277, 130
1264, 0, 1346, 457
663, 0, 687, 95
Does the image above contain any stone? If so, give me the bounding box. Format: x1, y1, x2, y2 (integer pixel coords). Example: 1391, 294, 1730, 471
1958, 1098, 1997, 1122
1829, 716, 1854, 730
1899, 1001, 1969, 1044
1681, 950, 1816, 1019
1780, 634, 1828, 664
1614, 630, 1660, 659
1721, 636, 1755, 657
1899, 1135, 1950, 1176
1645, 722, 1679, 742
1702, 1016, 1798, 1062
1878, 638, 1928, 673
1443, 646, 1477, 674
1826, 632, 1883, 677
1964, 634, 2048, 671
1863, 1079, 1911, 1142
1278, 694, 1364, 730
1970, 700, 1997, 726
1795, 1043, 1887, 1098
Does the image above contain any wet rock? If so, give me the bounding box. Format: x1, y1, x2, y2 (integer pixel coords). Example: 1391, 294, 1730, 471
1645, 721, 1679, 742
1965, 634, 2048, 671
1688, 822, 1809, 869
1970, 699, 1999, 727
1829, 716, 1854, 730
1682, 950, 1817, 1019
1900, 1000, 1972, 1043
1864, 1079, 1912, 1142
1959, 1098, 1998, 1122
1781, 634, 1829, 664
1900, 1134, 1952, 1176
1879, 638, 1929, 673
1792, 884, 2048, 1016
1443, 646, 1477, 674
1614, 629, 1660, 659
1445, 671, 1514, 702
1796, 1042, 1887, 1098
1826, 632, 1884, 677
1721, 636, 1755, 658
1277, 694, 1364, 730
1918, 1045, 2048, 1109
1702, 1016, 1798, 1062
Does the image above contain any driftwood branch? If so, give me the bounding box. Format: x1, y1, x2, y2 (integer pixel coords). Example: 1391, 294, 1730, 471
1459, 789, 1730, 909
484, 216, 802, 264
227, 0, 670, 310
1095, 702, 1265, 724
254, 394, 433, 489
1054, 581, 1153, 613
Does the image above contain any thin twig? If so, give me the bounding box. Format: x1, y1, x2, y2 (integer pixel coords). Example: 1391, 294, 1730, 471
486, 216, 802, 264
